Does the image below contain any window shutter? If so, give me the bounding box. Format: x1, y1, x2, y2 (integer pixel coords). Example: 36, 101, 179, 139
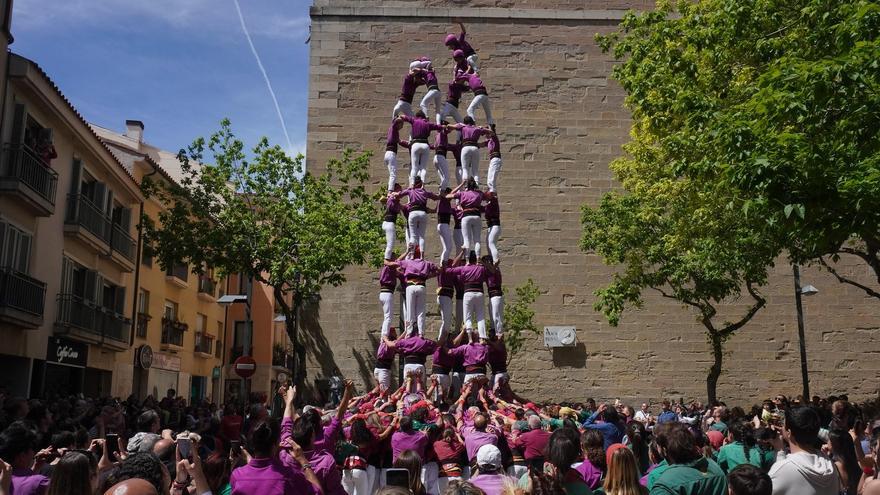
16, 233, 31, 273
10, 103, 26, 146
84, 270, 98, 303
115, 286, 126, 315
0, 221, 7, 267
70, 159, 82, 196
105, 190, 114, 216
93, 182, 106, 209
60, 257, 73, 294
120, 207, 132, 231
2, 227, 19, 269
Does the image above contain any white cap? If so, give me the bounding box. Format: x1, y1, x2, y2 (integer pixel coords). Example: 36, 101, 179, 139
476, 444, 502, 469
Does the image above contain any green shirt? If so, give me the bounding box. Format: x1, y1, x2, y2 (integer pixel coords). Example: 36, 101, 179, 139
647, 460, 669, 490
649, 457, 727, 495
716, 442, 774, 472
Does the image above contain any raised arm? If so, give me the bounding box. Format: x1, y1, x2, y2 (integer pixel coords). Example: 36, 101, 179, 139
336, 380, 354, 420
458, 22, 466, 37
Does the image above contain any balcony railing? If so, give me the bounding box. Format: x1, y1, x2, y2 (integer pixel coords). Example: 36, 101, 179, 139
161, 317, 187, 347
0, 268, 46, 317
197, 277, 216, 298
56, 294, 131, 343
136, 312, 151, 338
110, 224, 136, 263
195, 333, 214, 355
66, 194, 111, 244
1, 145, 58, 205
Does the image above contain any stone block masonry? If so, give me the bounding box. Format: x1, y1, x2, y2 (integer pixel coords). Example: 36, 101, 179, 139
304, 0, 880, 405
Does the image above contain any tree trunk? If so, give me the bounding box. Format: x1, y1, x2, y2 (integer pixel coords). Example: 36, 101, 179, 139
707, 332, 723, 405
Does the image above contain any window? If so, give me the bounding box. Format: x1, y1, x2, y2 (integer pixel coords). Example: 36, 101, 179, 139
164, 300, 178, 321
137, 289, 150, 315
141, 243, 154, 267
196, 313, 206, 334
215, 321, 224, 358
0, 221, 32, 273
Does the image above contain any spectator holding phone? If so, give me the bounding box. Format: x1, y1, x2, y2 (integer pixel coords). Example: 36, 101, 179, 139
767, 407, 840, 495
0, 423, 49, 495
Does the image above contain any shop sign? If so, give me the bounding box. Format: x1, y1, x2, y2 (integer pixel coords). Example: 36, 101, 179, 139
212, 367, 221, 379
152, 352, 181, 372
46, 337, 88, 367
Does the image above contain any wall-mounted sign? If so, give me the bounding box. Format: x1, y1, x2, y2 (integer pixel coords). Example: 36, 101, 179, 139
46, 337, 88, 367
136, 345, 153, 369
152, 352, 181, 372
234, 356, 257, 378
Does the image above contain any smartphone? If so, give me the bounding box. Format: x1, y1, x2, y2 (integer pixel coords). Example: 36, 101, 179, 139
105, 433, 119, 461
230, 440, 242, 456
177, 437, 193, 461
386, 468, 410, 488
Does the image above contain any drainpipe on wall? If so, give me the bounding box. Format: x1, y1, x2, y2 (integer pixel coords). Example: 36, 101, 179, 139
129, 161, 158, 347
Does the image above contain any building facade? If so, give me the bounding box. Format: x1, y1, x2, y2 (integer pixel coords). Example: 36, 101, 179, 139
0, 54, 142, 398
93, 121, 226, 404
304, 0, 880, 403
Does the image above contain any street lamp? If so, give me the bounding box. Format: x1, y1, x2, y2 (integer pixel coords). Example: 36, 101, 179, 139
218, 278, 253, 402
792, 265, 818, 400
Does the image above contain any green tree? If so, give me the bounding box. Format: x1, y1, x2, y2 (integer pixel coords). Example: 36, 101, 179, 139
501, 279, 541, 365
142, 120, 383, 386
599, 0, 880, 298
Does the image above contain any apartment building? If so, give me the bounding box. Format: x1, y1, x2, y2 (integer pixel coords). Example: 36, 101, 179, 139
0, 54, 142, 398
93, 121, 225, 403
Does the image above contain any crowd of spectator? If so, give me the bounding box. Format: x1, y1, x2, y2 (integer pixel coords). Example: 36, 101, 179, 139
0, 377, 878, 495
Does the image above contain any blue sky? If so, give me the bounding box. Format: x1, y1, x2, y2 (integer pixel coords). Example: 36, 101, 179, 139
11, 0, 312, 156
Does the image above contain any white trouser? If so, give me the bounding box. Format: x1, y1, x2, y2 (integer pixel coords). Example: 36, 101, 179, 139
440, 102, 463, 124
450, 371, 464, 399
408, 210, 428, 255
404, 218, 412, 247
489, 295, 504, 336
464, 373, 486, 385
467, 94, 494, 126
437, 222, 454, 261
403, 363, 426, 382
455, 297, 464, 332
392, 100, 414, 120
384, 150, 398, 191
463, 291, 486, 338
460, 145, 480, 183
492, 371, 510, 390
453, 227, 463, 252
379, 291, 394, 337
508, 464, 528, 481
422, 462, 440, 495
420, 88, 443, 124
486, 224, 501, 264
434, 154, 450, 190
374, 368, 392, 392
487, 156, 502, 192
455, 162, 463, 184
467, 54, 480, 74
405, 284, 426, 336
431, 373, 451, 400
410, 143, 431, 186
437, 476, 462, 494
399, 289, 409, 328
382, 221, 396, 260
461, 215, 482, 257
343, 466, 377, 495
437, 294, 453, 341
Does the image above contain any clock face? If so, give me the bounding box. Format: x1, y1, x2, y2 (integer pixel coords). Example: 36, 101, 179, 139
139, 345, 154, 369
559, 328, 576, 345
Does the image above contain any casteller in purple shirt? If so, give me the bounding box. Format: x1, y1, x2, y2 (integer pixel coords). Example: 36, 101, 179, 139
471, 473, 515, 495
10, 468, 49, 495
391, 429, 429, 462
396, 258, 439, 279
449, 342, 489, 368
401, 114, 443, 140
394, 335, 438, 357
230, 455, 318, 495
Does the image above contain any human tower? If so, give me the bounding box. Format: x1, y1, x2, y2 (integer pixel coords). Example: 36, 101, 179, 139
373, 23, 511, 402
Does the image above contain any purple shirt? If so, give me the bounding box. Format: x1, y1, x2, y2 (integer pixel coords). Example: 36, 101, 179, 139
400, 72, 423, 102
377, 340, 395, 361
10, 469, 49, 495
402, 115, 442, 140
454, 32, 476, 56
433, 344, 456, 368
488, 341, 507, 369
391, 430, 429, 462
434, 129, 450, 153
386, 122, 401, 147
487, 134, 501, 157
400, 187, 439, 208
471, 474, 513, 495
447, 264, 487, 286
309, 449, 345, 495
455, 189, 483, 210
230, 457, 319, 495
458, 124, 489, 143
437, 196, 453, 216
437, 268, 456, 289
575, 460, 603, 490
395, 335, 438, 356
483, 196, 500, 220
486, 269, 501, 290
448, 142, 463, 165
384, 196, 401, 218
457, 72, 485, 92
447, 81, 467, 104
424, 69, 439, 88
312, 417, 341, 453
379, 265, 398, 289
461, 423, 500, 461
397, 259, 439, 279
449, 342, 489, 368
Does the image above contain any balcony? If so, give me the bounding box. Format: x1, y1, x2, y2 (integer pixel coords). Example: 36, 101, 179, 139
109, 224, 136, 271
161, 317, 187, 350
0, 268, 46, 328
136, 312, 151, 338
272, 343, 294, 370
55, 294, 131, 351
195, 332, 214, 358
64, 194, 111, 251
165, 264, 189, 289
197, 276, 216, 302
0, 145, 58, 216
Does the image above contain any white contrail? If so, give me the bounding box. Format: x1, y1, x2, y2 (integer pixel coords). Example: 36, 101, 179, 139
232, 0, 294, 152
